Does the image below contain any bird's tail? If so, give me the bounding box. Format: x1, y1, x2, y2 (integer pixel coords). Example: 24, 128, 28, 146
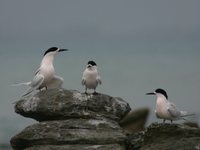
21, 87, 34, 97
180, 111, 195, 117
11, 82, 31, 86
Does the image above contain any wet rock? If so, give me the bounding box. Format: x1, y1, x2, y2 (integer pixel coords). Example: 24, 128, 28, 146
15, 89, 131, 122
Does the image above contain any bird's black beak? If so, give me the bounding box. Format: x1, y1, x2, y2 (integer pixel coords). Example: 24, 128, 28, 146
59, 49, 68, 52
146, 92, 156, 95
87, 64, 92, 68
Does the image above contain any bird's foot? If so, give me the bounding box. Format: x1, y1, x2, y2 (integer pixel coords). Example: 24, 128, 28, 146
93, 91, 98, 95
163, 119, 166, 124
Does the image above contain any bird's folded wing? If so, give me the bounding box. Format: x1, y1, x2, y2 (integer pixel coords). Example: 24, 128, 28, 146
22, 74, 44, 97
167, 102, 181, 118
96, 75, 102, 84
30, 74, 44, 88
47, 75, 64, 89
81, 78, 86, 85
34, 68, 41, 75
82, 71, 87, 85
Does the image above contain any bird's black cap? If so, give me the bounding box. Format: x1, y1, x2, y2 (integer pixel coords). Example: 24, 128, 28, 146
43, 47, 68, 56
44, 47, 58, 56
88, 60, 97, 66
155, 88, 168, 99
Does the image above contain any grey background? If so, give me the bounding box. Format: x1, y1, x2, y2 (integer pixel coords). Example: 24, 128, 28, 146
0, 0, 200, 148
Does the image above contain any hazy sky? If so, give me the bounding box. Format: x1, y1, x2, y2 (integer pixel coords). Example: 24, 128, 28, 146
0, 0, 200, 146
0, 0, 200, 51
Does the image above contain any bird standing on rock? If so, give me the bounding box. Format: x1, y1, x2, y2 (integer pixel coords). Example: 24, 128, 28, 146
13, 47, 68, 97
146, 88, 194, 123
82, 61, 102, 95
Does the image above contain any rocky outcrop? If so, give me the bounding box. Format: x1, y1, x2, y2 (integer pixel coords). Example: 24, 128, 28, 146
126, 123, 200, 150
12, 88, 200, 150
11, 89, 131, 150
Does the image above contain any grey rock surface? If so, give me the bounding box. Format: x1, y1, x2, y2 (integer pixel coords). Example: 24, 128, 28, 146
11, 119, 126, 150
126, 123, 200, 150
15, 89, 131, 122
11, 89, 131, 150
24, 144, 125, 150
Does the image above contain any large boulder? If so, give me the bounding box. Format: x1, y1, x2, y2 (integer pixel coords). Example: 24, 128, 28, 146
11, 119, 126, 150
15, 89, 131, 122
24, 144, 125, 150
11, 89, 131, 150
126, 123, 200, 150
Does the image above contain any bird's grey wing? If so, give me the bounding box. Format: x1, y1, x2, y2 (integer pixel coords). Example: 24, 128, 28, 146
22, 74, 44, 97
167, 102, 181, 118
47, 75, 64, 89
82, 78, 86, 85
81, 71, 87, 85
34, 68, 41, 75
96, 74, 102, 85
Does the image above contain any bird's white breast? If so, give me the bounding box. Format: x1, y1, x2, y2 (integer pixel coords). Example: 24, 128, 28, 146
155, 96, 171, 120
84, 69, 98, 89
40, 64, 55, 85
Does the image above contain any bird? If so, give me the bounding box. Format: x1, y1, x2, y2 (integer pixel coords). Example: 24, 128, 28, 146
146, 88, 194, 123
13, 47, 68, 97
82, 60, 102, 95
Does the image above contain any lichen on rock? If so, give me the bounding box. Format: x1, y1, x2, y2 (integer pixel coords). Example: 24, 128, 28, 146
14, 89, 131, 122
11, 89, 131, 150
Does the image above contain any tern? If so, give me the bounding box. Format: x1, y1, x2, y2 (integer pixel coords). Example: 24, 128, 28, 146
13, 47, 68, 97
146, 88, 194, 123
82, 60, 102, 94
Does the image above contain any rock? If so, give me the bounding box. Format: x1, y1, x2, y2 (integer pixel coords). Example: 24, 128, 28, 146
126, 123, 200, 150
11, 119, 126, 150
24, 144, 125, 150
119, 107, 149, 133
125, 132, 145, 150
183, 121, 199, 128
11, 89, 131, 150
15, 89, 131, 122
